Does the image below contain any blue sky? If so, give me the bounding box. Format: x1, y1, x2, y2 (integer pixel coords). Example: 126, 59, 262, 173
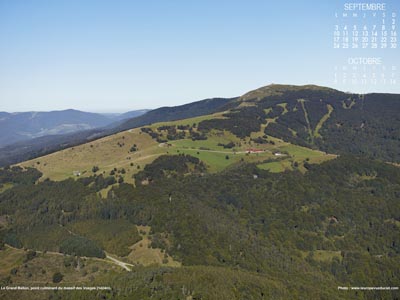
0, 0, 399, 112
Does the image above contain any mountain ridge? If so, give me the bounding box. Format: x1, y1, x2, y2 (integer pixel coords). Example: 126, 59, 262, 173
0, 97, 235, 167
1, 84, 400, 167
0, 108, 148, 148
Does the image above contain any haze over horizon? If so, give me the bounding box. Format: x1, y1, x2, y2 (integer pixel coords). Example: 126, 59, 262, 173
1, 0, 399, 112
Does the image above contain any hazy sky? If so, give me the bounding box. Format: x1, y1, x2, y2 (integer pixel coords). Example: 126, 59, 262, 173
0, 0, 399, 112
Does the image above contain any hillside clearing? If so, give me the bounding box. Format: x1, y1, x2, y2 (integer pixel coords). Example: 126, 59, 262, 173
127, 226, 181, 267
18, 111, 336, 181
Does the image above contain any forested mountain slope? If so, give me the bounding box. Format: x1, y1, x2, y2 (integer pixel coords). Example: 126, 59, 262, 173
198, 84, 400, 162
0, 155, 399, 299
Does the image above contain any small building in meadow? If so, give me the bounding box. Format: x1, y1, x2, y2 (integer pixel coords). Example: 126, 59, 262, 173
247, 148, 263, 154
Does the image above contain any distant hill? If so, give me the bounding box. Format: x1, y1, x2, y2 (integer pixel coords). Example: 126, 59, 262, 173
0, 109, 148, 148
101, 109, 151, 125
0, 98, 234, 166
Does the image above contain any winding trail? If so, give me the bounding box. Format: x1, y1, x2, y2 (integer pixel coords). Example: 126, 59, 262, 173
7, 225, 138, 272
159, 143, 272, 155
105, 253, 134, 271
5, 244, 134, 272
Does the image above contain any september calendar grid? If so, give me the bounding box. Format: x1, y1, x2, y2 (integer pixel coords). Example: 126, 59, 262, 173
332, 2, 398, 88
